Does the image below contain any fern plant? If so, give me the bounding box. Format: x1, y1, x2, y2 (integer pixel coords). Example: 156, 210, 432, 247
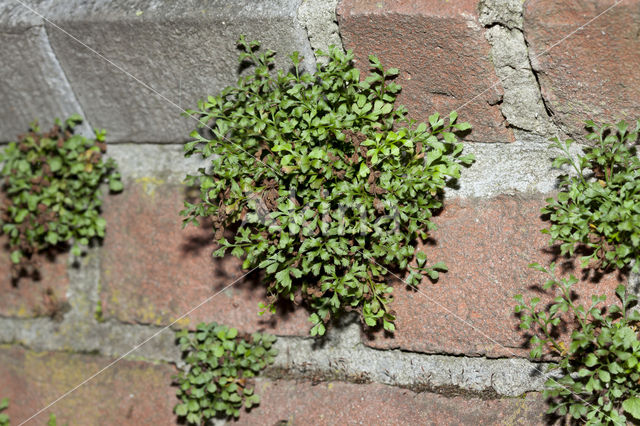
516, 263, 640, 424
0, 115, 122, 277
543, 119, 640, 271
173, 323, 276, 423
515, 119, 640, 424
182, 37, 473, 335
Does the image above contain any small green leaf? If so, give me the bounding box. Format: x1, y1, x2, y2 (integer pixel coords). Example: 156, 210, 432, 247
10, 250, 21, 264
227, 328, 238, 339
598, 369, 610, 383
49, 157, 62, 172
109, 178, 123, 192
358, 162, 370, 178
175, 403, 188, 416
623, 397, 640, 420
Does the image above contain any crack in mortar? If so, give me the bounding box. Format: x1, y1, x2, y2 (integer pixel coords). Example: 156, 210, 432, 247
297, 0, 344, 65
478, 0, 557, 138
522, 33, 558, 126
262, 318, 557, 398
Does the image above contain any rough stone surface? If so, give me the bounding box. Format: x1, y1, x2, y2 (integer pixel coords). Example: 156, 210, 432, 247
100, 182, 310, 334
524, 0, 640, 141
364, 195, 623, 357
0, 315, 182, 364
0, 311, 556, 397
298, 0, 344, 64
268, 319, 558, 397
0, 18, 91, 142
478, 0, 524, 29
236, 378, 548, 425
445, 130, 583, 198
478, 0, 555, 136
0, 342, 549, 425
0, 345, 176, 425
629, 270, 640, 316
0, 314, 555, 397
337, 0, 514, 143
18, 0, 316, 143
0, 235, 69, 318
105, 143, 208, 184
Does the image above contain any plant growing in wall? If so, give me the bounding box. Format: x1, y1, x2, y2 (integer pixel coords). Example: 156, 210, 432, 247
542, 119, 640, 272
516, 263, 640, 424
182, 36, 473, 335
173, 322, 277, 423
515, 119, 640, 425
0, 115, 122, 278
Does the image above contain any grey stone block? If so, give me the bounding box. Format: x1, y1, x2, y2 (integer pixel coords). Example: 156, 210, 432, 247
33, 0, 315, 143
0, 2, 91, 142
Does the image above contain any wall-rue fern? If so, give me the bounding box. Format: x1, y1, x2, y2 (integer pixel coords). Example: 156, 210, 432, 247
182, 36, 473, 335
516, 264, 640, 425
0, 115, 122, 277
543, 119, 640, 272
515, 119, 640, 425
173, 323, 276, 423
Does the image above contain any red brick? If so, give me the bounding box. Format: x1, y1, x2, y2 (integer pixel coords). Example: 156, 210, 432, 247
524, 0, 640, 140
337, 0, 514, 143
364, 195, 623, 358
0, 235, 68, 318
0, 345, 177, 425
235, 379, 548, 425
100, 182, 310, 334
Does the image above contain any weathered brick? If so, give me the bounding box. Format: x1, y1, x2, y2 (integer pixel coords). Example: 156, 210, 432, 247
0, 235, 69, 318
337, 0, 514, 143
100, 182, 310, 334
236, 379, 548, 425
364, 196, 622, 357
524, 0, 640, 140
0, 345, 176, 425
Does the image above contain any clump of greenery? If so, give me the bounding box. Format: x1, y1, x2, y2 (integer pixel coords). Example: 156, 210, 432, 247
543, 119, 640, 272
0, 398, 8, 426
182, 36, 473, 335
173, 323, 277, 423
0, 115, 122, 277
515, 263, 640, 425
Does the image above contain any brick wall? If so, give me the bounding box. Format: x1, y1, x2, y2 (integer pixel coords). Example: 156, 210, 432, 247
1, 0, 639, 424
